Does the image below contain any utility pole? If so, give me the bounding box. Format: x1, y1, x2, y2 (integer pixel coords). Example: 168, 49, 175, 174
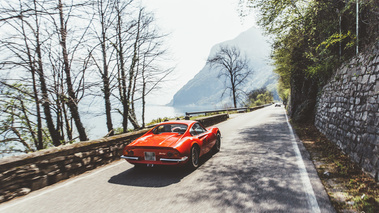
337, 8, 341, 59
356, 0, 359, 55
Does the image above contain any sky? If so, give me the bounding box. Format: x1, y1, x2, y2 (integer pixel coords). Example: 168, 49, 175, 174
140, 0, 257, 104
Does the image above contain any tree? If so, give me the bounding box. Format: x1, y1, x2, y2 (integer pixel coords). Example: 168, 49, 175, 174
90, 0, 117, 136
126, 7, 143, 130
0, 0, 61, 147
113, 2, 172, 131
139, 44, 172, 128
243, 0, 378, 121
56, 0, 88, 141
0, 0, 172, 156
246, 87, 273, 107
0, 83, 51, 155
128, 7, 172, 128
114, 0, 133, 133
207, 45, 253, 108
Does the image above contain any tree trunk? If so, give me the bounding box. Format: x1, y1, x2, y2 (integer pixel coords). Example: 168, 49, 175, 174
115, 2, 128, 133
62, 98, 73, 141
230, 75, 237, 108
104, 76, 113, 135
39, 58, 61, 146
142, 80, 146, 128
126, 10, 142, 130
22, 2, 44, 149
33, 0, 61, 146
58, 0, 88, 141
99, 1, 114, 136
31, 69, 43, 150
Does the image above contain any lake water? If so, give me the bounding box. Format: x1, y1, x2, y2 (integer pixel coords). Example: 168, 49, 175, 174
0, 104, 218, 158
84, 104, 216, 139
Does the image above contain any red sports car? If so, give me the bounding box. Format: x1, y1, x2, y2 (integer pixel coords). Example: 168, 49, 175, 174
121, 120, 221, 169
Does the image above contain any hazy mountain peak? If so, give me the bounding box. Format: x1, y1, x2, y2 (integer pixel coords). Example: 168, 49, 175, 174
170, 26, 277, 107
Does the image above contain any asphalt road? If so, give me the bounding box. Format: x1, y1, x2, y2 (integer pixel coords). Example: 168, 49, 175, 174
0, 105, 335, 213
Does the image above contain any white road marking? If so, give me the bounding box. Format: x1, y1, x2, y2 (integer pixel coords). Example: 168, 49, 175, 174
284, 110, 321, 213
0, 160, 125, 212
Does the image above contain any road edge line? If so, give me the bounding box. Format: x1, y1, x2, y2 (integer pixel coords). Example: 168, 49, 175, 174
284, 111, 321, 213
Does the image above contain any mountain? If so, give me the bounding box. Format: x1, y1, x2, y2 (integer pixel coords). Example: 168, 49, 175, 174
170, 27, 277, 108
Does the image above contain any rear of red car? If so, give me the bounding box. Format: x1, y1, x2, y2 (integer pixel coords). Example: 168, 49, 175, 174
122, 146, 189, 166
121, 122, 193, 166
121, 120, 220, 168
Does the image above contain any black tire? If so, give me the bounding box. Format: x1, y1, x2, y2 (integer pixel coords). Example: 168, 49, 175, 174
212, 132, 221, 154
188, 145, 199, 169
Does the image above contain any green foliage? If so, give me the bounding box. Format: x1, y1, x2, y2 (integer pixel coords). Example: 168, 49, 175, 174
305, 30, 356, 79
146, 117, 177, 126
0, 83, 52, 156
352, 195, 378, 213
246, 0, 379, 116
277, 81, 290, 104
114, 127, 130, 135
246, 87, 273, 107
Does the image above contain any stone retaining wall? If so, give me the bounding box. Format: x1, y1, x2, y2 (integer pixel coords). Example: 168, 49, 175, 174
0, 114, 229, 203
315, 46, 379, 181
197, 113, 229, 127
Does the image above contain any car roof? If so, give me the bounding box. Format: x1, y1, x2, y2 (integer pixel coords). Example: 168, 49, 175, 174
159, 120, 197, 125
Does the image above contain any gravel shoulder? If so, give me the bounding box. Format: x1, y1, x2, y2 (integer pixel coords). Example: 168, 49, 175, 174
292, 122, 378, 213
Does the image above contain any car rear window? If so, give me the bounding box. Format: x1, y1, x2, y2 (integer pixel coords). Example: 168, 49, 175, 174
153, 124, 188, 134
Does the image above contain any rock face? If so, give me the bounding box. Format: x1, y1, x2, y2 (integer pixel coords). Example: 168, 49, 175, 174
315, 45, 379, 181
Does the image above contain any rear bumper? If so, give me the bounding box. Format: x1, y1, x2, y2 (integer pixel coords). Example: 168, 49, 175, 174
160, 156, 188, 163
121, 155, 188, 165
121, 155, 139, 160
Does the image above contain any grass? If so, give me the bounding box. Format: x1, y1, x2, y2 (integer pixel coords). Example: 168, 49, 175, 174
292, 122, 378, 213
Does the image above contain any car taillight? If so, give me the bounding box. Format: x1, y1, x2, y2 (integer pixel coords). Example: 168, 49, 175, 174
127, 150, 134, 156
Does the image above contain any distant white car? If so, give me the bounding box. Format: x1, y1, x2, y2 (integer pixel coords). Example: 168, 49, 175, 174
275, 103, 281, 107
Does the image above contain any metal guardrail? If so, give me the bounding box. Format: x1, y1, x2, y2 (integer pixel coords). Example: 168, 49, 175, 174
185, 104, 272, 117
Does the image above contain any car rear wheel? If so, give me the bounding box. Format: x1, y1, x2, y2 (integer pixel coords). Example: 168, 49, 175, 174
212, 132, 221, 153
188, 145, 199, 169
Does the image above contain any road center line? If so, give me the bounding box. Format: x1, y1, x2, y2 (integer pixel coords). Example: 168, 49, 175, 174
284, 109, 321, 213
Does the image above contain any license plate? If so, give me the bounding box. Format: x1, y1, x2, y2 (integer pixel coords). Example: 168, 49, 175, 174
144, 152, 156, 161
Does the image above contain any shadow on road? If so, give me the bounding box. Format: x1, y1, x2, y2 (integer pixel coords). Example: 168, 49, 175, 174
176, 111, 314, 212
108, 153, 214, 187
